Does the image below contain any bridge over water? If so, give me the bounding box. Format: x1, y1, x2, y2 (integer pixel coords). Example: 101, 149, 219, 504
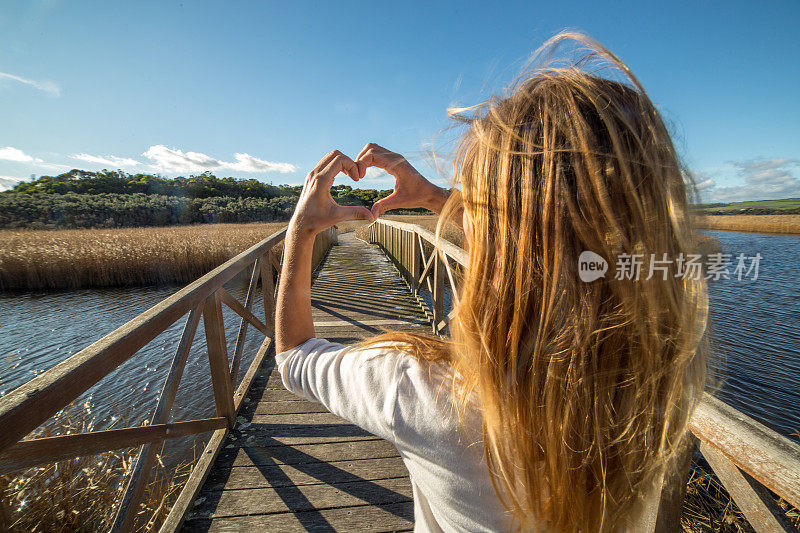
0, 221, 798, 532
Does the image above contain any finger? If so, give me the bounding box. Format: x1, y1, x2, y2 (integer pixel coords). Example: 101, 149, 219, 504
320, 152, 360, 184
355, 142, 383, 162
356, 148, 393, 172
305, 150, 341, 186
371, 191, 404, 218
337, 205, 375, 223
313, 150, 340, 173
356, 160, 367, 180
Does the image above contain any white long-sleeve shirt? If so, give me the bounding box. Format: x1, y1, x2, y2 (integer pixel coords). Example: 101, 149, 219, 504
276, 337, 515, 532
276, 338, 663, 532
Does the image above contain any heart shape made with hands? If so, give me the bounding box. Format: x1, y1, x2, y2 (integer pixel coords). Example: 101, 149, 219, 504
298, 144, 443, 234
332, 143, 439, 220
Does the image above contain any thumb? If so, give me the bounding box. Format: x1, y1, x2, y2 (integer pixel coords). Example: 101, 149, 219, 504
370, 192, 403, 218
338, 205, 375, 223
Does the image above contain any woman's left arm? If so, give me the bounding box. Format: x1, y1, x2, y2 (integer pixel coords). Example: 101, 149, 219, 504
275, 150, 374, 354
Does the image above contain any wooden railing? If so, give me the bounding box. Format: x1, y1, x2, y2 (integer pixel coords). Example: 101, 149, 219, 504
367, 219, 800, 532
0, 226, 336, 532
366, 219, 466, 335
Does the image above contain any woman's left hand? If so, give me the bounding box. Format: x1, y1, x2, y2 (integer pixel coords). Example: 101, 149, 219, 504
290, 150, 375, 235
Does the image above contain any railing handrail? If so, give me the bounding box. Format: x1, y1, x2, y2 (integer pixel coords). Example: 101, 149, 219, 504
368, 219, 800, 528
376, 218, 468, 265
690, 393, 800, 510
0, 227, 288, 454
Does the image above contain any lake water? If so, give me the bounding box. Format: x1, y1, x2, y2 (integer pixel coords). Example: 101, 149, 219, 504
0, 229, 798, 466
0, 276, 268, 463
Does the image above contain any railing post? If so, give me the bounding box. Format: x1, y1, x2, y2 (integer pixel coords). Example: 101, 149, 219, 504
203, 293, 235, 428
404, 230, 410, 279
411, 230, 421, 293
433, 251, 445, 334
260, 252, 276, 333
652, 434, 696, 532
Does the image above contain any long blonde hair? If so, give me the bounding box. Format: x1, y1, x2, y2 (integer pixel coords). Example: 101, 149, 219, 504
368, 32, 707, 531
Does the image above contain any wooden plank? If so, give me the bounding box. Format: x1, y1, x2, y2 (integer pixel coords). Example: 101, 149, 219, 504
223, 439, 400, 468
259, 389, 307, 402
313, 318, 428, 327
188, 476, 412, 518
203, 456, 409, 491
203, 293, 236, 428
218, 286, 268, 336
182, 501, 413, 532
254, 401, 330, 415
251, 412, 365, 427
690, 393, 800, 509
0, 228, 287, 454
0, 417, 226, 475
700, 442, 794, 533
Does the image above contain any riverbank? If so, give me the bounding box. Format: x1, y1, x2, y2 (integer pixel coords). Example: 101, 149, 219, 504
696, 214, 800, 235
2, 214, 796, 292
0, 223, 286, 291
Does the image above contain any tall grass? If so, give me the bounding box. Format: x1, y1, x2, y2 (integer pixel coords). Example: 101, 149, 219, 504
0, 222, 287, 291
696, 215, 800, 235
0, 403, 195, 532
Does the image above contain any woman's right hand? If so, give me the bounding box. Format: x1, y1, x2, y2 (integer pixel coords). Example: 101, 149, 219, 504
355, 143, 448, 217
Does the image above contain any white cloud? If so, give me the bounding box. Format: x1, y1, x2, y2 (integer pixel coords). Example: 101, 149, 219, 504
0, 146, 36, 162
228, 153, 296, 173
0, 71, 60, 97
0, 176, 22, 191
699, 157, 800, 203
695, 178, 716, 191
364, 167, 388, 179
38, 162, 72, 171
71, 153, 142, 168
142, 145, 296, 174
0, 146, 71, 172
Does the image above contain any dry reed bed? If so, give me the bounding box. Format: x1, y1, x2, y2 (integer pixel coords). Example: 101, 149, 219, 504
0, 404, 193, 532
696, 214, 800, 235
0, 223, 287, 291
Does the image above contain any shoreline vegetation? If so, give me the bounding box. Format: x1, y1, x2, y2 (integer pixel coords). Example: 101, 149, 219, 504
696, 214, 800, 235
4, 214, 798, 292
0, 223, 288, 291
0, 166, 796, 293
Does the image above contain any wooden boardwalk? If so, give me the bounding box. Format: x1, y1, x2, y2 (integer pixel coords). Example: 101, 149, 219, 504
182, 232, 430, 532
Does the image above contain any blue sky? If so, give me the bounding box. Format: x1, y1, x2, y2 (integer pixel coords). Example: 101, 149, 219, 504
1, 0, 798, 202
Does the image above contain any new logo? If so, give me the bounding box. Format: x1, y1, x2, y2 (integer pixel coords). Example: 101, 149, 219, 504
578, 251, 608, 282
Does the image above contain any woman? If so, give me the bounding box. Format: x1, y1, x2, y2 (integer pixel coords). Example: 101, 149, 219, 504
275, 32, 707, 532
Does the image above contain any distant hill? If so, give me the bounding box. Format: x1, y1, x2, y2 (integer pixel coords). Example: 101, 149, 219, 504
0, 169, 427, 229
695, 198, 800, 215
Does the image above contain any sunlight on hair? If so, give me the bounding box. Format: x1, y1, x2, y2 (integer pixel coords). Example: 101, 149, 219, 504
363, 31, 708, 531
